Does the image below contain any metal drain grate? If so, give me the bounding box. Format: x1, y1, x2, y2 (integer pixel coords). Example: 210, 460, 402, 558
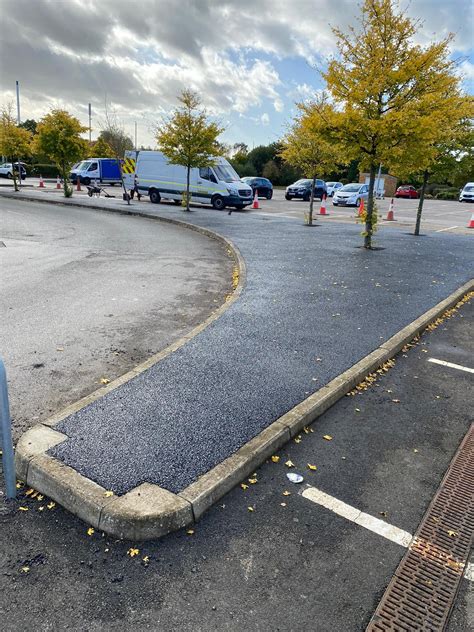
367, 424, 474, 631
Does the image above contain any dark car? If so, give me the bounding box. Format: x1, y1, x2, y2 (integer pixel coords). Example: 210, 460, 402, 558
395, 185, 419, 199
241, 177, 273, 199
285, 178, 326, 201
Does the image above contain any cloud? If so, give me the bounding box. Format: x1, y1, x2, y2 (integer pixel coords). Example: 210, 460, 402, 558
0, 0, 472, 147
261, 113, 270, 125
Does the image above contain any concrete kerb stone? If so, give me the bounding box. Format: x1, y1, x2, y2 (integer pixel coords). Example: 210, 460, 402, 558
27, 454, 116, 528
7, 191, 474, 540
179, 422, 291, 520
15, 424, 67, 481
99, 483, 193, 540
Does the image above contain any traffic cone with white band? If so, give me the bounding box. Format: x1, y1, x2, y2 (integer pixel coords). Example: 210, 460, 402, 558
318, 193, 328, 215
38, 174, 45, 188
56, 175, 61, 189
386, 198, 395, 221
252, 188, 260, 209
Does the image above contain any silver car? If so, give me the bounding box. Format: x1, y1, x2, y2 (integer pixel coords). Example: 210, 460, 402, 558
326, 181, 344, 197
333, 183, 369, 207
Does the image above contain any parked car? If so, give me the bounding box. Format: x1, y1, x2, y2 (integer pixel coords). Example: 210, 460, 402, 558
395, 185, 419, 199
459, 182, 474, 203
0, 162, 26, 179
241, 177, 273, 199
333, 183, 369, 207
285, 178, 327, 201
326, 181, 344, 197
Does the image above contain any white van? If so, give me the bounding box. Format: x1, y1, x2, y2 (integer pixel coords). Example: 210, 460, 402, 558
123, 151, 253, 210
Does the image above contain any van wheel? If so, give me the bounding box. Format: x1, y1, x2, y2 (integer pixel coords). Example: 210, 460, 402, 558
212, 195, 226, 210
149, 189, 161, 204
83, 177, 90, 185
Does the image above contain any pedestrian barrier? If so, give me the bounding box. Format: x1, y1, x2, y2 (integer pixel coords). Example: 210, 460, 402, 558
0, 358, 16, 499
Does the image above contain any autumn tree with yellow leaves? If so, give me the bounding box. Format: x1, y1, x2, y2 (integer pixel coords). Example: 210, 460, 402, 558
322, 0, 469, 248
156, 90, 224, 212
0, 104, 32, 192
281, 96, 346, 226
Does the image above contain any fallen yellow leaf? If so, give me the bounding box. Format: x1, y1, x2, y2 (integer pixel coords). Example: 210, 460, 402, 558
285, 460, 295, 468
104, 491, 114, 497
18, 506, 28, 512
24, 488, 35, 497
21, 566, 30, 573
323, 435, 333, 441
240, 483, 249, 490
447, 530, 457, 537
392, 399, 401, 403
56, 347, 64, 351
38, 506, 44, 511
186, 529, 194, 535
280, 503, 287, 507
47, 502, 56, 510
37, 494, 44, 501
248, 478, 258, 484
247, 506, 254, 512
307, 464, 317, 471
127, 548, 139, 557
87, 527, 95, 536
283, 490, 291, 496
142, 556, 150, 563
294, 437, 301, 444
271, 455, 280, 463
100, 377, 111, 384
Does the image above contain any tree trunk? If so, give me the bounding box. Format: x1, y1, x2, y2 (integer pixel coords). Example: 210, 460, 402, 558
12, 164, 18, 192
364, 163, 377, 249
61, 162, 68, 197
308, 175, 315, 226
185, 165, 191, 212
414, 170, 429, 236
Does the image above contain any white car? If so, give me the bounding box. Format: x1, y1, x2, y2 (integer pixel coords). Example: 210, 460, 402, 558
326, 181, 344, 197
459, 182, 474, 203
0, 162, 26, 179
333, 183, 369, 207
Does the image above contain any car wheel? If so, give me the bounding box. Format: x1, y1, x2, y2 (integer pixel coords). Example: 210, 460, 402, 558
266, 191, 273, 200
212, 195, 226, 210
303, 192, 311, 202
7, 172, 12, 179
285, 194, 293, 200
149, 189, 161, 204
333, 202, 338, 206
83, 177, 90, 185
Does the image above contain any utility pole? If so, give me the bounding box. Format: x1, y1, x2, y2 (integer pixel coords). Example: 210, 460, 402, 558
88, 103, 92, 143
16, 81, 21, 189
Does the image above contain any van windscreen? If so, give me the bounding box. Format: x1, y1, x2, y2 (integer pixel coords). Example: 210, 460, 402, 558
213, 164, 240, 182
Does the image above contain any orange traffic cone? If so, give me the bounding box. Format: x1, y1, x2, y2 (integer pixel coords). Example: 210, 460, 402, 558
318, 193, 328, 215
252, 188, 260, 209
468, 213, 474, 229
358, 198, 365, 216
385, 198, 395, 221
76, 176, 81, 191
38, 174, 45, 188
56, 175, 61, 189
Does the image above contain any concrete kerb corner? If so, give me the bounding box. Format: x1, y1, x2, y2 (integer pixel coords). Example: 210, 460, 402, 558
8, 191, 474, 540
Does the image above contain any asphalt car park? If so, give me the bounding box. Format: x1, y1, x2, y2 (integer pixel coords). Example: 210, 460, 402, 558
4, 179, 474, 234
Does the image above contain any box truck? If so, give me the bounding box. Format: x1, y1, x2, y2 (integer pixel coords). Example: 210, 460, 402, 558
122, 150, 253, 210
69, 158, 122, 185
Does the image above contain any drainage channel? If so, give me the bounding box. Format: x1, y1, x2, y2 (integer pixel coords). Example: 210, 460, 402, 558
367, 424, 474, 631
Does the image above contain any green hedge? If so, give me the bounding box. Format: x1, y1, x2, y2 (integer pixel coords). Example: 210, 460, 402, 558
28, 164, 60, 178
435, 189, 459, 200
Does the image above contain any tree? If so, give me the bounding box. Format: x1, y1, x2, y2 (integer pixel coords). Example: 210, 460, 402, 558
0, 105, 32, 191
262, 160, 281, 182
92, 135, 114, 158
402, 102, 473, 234
156, 90, 224, 211
34, 110, 87, 197
323, 0, 465, 248
19, 119, 37, 135
280, 97, 345, 225
98, 129, 133, 156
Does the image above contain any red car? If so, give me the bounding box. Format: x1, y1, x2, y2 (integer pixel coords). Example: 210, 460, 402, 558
395, 185, 419, 199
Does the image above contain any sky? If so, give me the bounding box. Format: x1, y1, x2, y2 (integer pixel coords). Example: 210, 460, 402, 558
1, 0, 473, 150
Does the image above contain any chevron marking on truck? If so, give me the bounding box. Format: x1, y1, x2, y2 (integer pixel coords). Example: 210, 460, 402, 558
122, 158, 136, 174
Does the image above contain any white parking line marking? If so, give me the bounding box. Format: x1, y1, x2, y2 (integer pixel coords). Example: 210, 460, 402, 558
435, 226, 459, 232
301, 486, 413, 547
428, 358, 474, 374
